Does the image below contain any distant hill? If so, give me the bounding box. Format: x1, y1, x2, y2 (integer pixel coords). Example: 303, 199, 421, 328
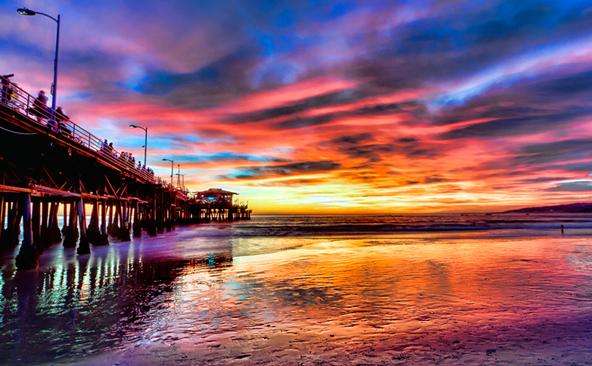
504, 202, 592, 213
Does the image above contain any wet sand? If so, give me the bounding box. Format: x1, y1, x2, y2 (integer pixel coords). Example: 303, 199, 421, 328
1, 224, 592, 365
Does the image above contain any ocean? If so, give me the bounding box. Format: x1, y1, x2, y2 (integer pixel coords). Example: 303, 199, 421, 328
1, 214, 592, 365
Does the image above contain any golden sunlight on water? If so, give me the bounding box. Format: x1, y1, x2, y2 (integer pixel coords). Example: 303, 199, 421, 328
2, 229, 592, 365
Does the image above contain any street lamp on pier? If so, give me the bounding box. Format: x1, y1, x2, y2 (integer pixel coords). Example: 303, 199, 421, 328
162, 158, 174, 185
17, 7, 61, 123
129, 124, 148, 167
175, 164, 182, 187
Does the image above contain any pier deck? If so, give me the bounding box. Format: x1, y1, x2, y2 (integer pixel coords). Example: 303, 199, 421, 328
0, 77, 251, 269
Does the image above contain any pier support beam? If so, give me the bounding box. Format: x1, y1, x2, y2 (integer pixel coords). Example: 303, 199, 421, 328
63, 202, 79, 247
32, 200, 41, 247
113, 201, 130, 241
40, 201, 49, 248
146, 197, 157, 236
62, 202, 67, 235
99, 200, 109, 245
16, 193, 37, 269
121, 201, 131, 241
107, 203, 115, 236
7, 201, 21, 247
0, 196, 4, 247
87, 200, 101, 245
76, 198, 90, 255
132, 202, 141, 238
48, 201, 62, 244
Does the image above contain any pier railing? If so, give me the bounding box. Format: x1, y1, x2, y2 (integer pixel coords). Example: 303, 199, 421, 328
0, 79, 155, 183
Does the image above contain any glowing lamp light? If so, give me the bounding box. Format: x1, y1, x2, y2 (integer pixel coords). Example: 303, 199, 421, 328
17, 8, 36, 16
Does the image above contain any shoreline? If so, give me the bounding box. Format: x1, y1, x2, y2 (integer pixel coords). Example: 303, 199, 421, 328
2, 233, 592, 365
1, 225, 589, 273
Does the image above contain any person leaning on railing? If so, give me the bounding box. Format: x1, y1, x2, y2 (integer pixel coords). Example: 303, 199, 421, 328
29, 90, 48, 123
55, 106, 72, 136
0, 74, 15, 105
100, 139, 109, 153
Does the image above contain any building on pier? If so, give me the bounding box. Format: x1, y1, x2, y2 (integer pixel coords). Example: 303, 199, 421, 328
185, 188, 252, 222
195, 188, 237, 206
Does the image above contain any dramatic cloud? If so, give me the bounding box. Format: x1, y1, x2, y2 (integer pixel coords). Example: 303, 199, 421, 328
222, 160, 341, 180
2, 0, 592, 212
549, 181, 592, 192
515, 139, 592, 166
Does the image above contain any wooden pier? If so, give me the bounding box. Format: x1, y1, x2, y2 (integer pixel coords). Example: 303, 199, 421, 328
0, 77, 251, 269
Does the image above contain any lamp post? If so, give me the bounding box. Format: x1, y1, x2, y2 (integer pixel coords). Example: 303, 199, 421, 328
129, 124, 148, 167
162, 158, 174, 185
175, 164, 182, 187
17, 7, 61, 123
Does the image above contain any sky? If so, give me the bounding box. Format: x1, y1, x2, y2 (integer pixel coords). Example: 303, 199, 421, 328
1, 0, 592, 213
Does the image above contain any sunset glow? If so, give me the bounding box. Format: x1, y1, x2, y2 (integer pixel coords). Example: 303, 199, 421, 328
2, 1, 592, 213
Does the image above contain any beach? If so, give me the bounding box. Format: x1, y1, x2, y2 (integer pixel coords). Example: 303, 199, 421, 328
1, 214, 592, 365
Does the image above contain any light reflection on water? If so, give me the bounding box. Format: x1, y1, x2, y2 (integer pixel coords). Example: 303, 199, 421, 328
1, 224, 592, 364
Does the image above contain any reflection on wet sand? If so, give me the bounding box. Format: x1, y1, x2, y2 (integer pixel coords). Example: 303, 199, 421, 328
0, 236, 232, 364
1, 228, 592, 365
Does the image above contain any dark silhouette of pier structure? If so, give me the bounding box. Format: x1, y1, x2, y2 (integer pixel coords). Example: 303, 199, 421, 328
193, 188, 252, 222
0, 77, 251, 269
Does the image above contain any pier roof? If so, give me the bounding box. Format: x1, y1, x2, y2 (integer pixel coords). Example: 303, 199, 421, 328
196, 188, 238, 196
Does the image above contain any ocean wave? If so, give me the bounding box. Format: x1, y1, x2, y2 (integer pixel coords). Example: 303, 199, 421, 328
227, 214, 592, 237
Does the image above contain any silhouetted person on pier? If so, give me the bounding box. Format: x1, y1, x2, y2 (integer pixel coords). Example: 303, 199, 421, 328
561, 224, 565, 235
119, 151, 128, 164
55, 106, 71, 135
55, 106, 67, 122
1, 74, 14, 105
30, 90, 48, 123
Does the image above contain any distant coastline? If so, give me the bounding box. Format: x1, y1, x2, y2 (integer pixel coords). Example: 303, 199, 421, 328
504, 203, 592, 214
